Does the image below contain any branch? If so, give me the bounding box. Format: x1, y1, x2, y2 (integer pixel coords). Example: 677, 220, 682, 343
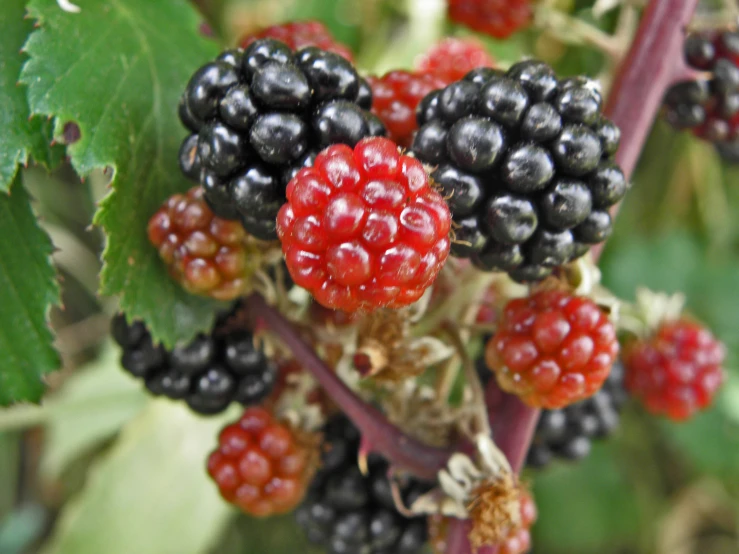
245, 292, 451, 480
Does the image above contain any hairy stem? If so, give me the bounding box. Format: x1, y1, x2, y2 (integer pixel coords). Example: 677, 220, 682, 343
450, 0, 700, 552
246, 292, 451, 480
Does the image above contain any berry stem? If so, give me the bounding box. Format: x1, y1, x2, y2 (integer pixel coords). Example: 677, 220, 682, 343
245, 292, 451, 480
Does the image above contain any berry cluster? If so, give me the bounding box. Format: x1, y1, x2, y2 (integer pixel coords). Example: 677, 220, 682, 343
663, 28, 739, 161
178, 39, 383, 240
485, 289, 619, 409
295, 416, 430, 554
624, 319, 725, 421
448, 0, 532, 39
208, 406, 317, 516
367, 71, 447, 148
415, 38, 496, 84
277, 137, 451, 312
413, 61, 626, 282
148, 187, 254, 300
239, 20, 354, 62
111, 310, 275, 415
527, 361, 628, 467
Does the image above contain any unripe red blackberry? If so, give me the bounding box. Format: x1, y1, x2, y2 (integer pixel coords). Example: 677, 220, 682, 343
367, 71, 447, 148
415, 38, 496, 83
448, 0, 532, 40
239, 20, 354, 62
277, 137, 452, 312
624, 319, 725, 421
148, 187, 257, 300
208, 406, 319, 516
485, 289, 619, 409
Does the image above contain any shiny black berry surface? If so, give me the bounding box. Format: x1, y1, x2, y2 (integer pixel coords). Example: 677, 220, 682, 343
111, 307, 276, 415
178, 39, 384, 240
412, 59, 627, 281
295, 416, 430, 554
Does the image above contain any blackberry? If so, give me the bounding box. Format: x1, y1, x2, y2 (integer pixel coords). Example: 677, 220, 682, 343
412, 60, 627, 282
295, 416, 429, 554
178, 39, 384, 240
111, 309, 276, 415
663, 28, 739, 160
526, 361, 628, 467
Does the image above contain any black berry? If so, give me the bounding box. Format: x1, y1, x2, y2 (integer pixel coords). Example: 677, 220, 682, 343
411, 59, 626, 281
295, 417, 430, 554
111, 306, 276, 415
178, 40, 383, 240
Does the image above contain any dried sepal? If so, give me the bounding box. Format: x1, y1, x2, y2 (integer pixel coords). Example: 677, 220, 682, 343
384, 381, 473, 448
353, 310, 454, 382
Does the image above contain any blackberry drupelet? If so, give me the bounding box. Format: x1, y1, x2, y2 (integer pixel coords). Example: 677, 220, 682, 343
412, 61, 627, 282
663, 28, 739, 162
111, 309, 276, 415
178, 39, 384, 240
526, 361, 628, 468
295, 416, 429, 554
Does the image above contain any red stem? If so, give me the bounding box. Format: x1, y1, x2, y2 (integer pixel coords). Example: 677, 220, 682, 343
450, 1, 699, 552
246, 292, 451, 480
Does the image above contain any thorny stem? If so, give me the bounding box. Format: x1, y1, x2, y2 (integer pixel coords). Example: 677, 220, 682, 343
246, 292, 450, 481
451, 0, 700, 552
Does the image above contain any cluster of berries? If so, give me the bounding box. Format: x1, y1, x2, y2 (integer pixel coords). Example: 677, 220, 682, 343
663, 28, 739, 162
110, 17, 730, 554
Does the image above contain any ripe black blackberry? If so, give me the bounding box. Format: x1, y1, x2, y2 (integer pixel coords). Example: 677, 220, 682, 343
178, 39, 384, 240
111, 308, 276, 415
662, 28, 739, 163
412, 62, 627, 282
295, 416, 429, 554
526, 361, 628, 468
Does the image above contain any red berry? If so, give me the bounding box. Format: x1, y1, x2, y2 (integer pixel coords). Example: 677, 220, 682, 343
277, 137, 451, 312
500, 492, 537, 554
239, 20, 354, 62
148, 187, 252, 300
485, 289, 619, 409
624, 319, 725, 421
207, 407, 317, 517
415, 38, 496, 83
448, 0, 532, 39
366, 71, 447, 148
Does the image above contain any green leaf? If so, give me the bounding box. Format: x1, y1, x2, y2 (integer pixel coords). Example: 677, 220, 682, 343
0, 178, 60, 405
21, 0, 224, 347
41, 401, 236, 554
0, 0, 62, 191
40, 344, 148, 480
531, 442, 643, 552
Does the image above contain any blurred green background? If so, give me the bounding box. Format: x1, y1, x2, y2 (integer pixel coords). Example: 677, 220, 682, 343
0, 0, 738, 553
